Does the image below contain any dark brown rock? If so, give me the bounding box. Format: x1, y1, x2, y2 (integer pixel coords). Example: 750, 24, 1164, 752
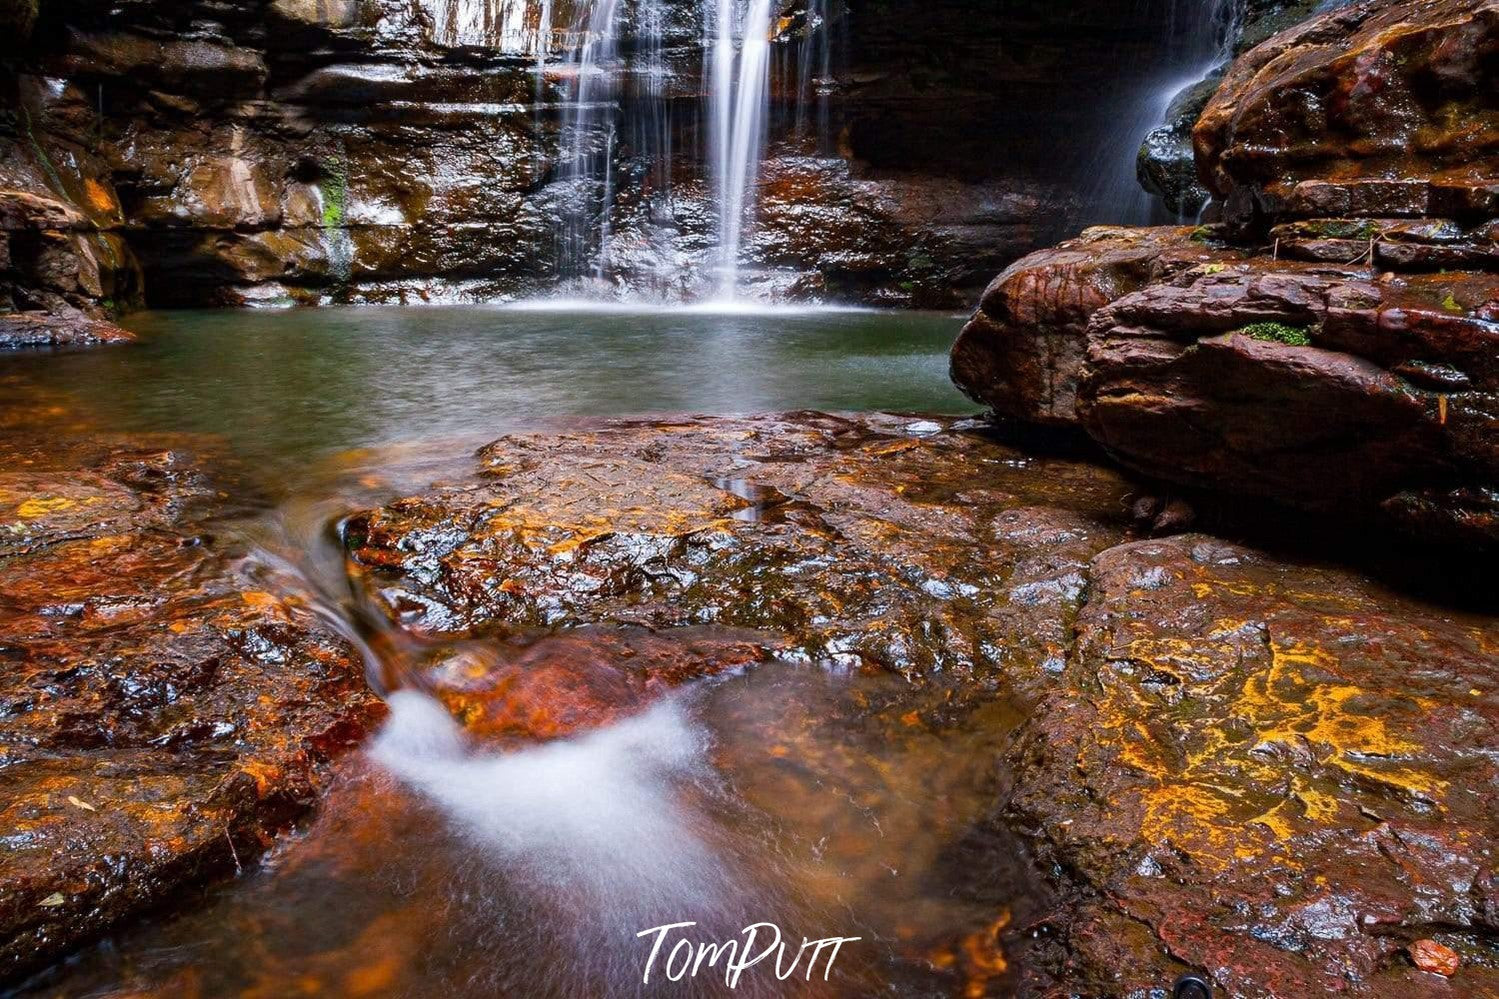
951, 226, 1243, 425
1272, 217, 1499, 271
1195, 0, 1499, 233
0, 188, 141, 321
0, 311, 135, 349
1075, 260, 1499, 544
0, 407, 381, 980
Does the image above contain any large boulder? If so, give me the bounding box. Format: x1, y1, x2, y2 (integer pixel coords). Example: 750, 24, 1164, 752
1195, 0, 1499, 232
950, 226, 1243, 425
1077, 261, 1499, 544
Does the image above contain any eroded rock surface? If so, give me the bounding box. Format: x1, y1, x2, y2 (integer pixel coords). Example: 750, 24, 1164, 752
345, 413, 1135, 682
1015, 535, 1499, 996
1195, 0, 1499, 234
0, 390, 379, 980
950, 226, 1243, 425
342, 411, 1499, 995
1078, 260, 1499, 544
953, 227, 1499, 545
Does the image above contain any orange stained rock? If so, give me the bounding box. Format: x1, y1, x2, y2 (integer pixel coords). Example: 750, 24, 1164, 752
927, 910, 1011, 999
1409, 939, 1461, 976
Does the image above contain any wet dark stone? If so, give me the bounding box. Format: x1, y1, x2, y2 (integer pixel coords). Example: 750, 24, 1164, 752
0, 404, 380, 981
0, 312, 135, 349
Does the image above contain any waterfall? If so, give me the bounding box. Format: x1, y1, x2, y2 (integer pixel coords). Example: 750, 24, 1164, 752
543, 0, 789, 299
439, 0, 826, 302
708, 0, 775, 298
1091, 0, 1243, 224
424, 0, 553, 51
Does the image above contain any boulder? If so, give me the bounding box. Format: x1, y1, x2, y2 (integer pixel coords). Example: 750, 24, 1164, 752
1075, 261, 1499, 544
950, 226, 1243, 425
1195, 0, 1499, 233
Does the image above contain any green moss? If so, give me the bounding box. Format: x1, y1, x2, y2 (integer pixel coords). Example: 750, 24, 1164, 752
1441, 293, 1463, 314
1190, 225, 1213, 243
1303, 219, 1379, 240
20, 107, 68, 199
1237, 321, 1313, 347
320, 156, 348, 228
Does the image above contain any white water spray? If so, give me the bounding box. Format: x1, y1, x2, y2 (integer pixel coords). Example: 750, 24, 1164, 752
372, 692, 731, 910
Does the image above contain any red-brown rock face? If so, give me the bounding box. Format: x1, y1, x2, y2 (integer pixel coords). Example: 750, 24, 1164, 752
950, 227, 1244, 425
1194, 0, 1499, 232
953, 0, 1499, 547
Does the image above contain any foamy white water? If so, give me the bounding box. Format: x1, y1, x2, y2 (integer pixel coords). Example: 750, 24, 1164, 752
371, 692, 730, 910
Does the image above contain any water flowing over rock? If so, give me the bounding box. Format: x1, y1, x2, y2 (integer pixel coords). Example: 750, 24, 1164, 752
338, 412, 1499, 995
0, 389, 381, 980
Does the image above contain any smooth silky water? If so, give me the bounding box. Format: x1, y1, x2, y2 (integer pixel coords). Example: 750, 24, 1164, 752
5, 307, 1053, 998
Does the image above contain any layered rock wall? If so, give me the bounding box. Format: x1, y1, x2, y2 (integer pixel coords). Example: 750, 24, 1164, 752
0, 0, 1325, 316
954, 0, 1499, 547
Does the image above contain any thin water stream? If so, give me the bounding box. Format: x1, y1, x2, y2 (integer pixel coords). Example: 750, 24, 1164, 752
6, 307, 1056, 997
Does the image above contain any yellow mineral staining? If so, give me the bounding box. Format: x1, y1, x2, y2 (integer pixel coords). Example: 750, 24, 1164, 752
1103, 625, 1443, 870
1248, 641, 1442, 801
16, 496, 77, 518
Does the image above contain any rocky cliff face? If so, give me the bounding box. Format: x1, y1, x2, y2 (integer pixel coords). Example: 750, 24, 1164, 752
954, 0, 1499, 547
1, 0, 1324, 319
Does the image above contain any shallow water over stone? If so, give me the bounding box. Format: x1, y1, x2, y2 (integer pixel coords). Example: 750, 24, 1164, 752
3, 306, 971, 490
3, 308, 1053, 996
21, 659, 1040, 998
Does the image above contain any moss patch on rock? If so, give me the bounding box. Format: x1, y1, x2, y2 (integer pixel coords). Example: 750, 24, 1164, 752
1237, 321, 1313, 346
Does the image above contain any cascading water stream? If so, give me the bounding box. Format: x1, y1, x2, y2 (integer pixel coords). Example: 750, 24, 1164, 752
708, 0, 775, 299
1089, 0, 1243, 224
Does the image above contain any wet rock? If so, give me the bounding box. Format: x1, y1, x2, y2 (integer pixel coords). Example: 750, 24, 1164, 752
1077, 260, 1499, 545
950, 226, 1243, 425
338, 411, 1499, 995
344, 413, 1135, 682
0, 419, 380, 980
1410, 939, 1462, 976
0, 188, 141, 321
1137, 75, 1222, 218
1010, 534, 1499, 996
1271, 217, 1499, 271
0, 311, 135, 349
414, 627, 775, 746
1195, 0, 1499, 234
